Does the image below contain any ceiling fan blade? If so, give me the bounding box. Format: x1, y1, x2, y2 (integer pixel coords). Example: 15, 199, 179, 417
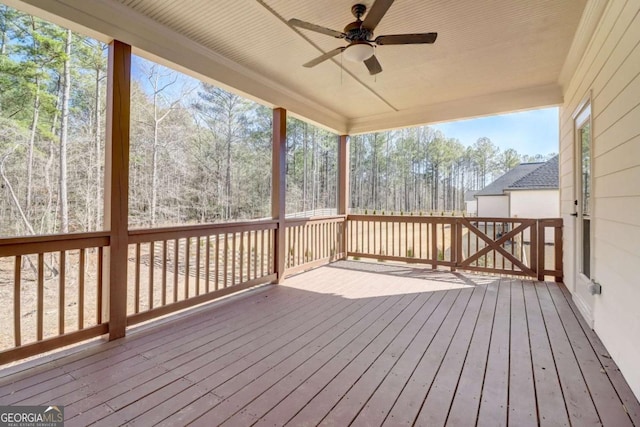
362, 0, 395, 31
303, 47, 345, 68
364, 55, 383, 75
288, 18, 345, 38
375, 33, 438, 45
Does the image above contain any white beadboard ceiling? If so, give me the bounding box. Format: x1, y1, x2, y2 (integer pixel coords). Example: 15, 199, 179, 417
7, 0, 590, 134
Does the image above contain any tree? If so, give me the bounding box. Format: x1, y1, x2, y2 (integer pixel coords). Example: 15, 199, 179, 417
497, 148, 521, 175
471, 137, 499, 188
58, 29, 71, 232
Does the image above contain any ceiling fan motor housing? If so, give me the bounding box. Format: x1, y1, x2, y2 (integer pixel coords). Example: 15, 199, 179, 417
344, 21, 372, 42
344, 4, 372, 42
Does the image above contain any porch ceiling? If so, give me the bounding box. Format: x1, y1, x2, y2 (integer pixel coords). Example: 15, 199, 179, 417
8, 0, 588, 134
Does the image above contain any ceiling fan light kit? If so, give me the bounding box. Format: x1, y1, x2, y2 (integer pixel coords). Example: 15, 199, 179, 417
289, 0, 437, 75
343, 42, 374, 62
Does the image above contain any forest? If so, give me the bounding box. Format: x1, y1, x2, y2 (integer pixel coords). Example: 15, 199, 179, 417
0, 5, 554, 239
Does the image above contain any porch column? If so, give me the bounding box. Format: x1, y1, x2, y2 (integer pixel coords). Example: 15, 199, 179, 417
272, 108, 287, 283
338, 135, 349, 258
103, 40, 131, 340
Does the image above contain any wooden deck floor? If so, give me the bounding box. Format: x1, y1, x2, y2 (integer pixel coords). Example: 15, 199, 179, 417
1, 261, 639, 426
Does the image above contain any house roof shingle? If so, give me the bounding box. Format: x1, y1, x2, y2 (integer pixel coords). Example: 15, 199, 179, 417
475, 155, 559, 197
508, 155, 559, 190
475, 162, 544, 196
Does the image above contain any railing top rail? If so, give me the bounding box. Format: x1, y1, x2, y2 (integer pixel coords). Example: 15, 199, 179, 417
0, 231, 110, 257
284, 215, 346, 227
128, 219, 278, 243
347, 214, 563, 225
347, 214, 457, 224
0, 231, 110, 246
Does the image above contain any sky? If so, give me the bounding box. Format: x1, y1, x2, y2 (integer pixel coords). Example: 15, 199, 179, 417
430, 107, 559, 157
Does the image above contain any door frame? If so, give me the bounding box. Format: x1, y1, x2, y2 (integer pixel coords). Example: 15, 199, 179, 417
572, 92, 595, 326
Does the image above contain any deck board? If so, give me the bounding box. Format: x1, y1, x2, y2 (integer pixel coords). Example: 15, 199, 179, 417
507, 280, 537, 427
476, 278, 511, 427
0, 260, 638, 427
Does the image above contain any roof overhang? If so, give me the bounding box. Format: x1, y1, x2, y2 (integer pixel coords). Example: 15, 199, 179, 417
5, 0, 603, 135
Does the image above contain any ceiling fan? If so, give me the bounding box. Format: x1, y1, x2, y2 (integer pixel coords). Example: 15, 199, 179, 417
289, 0, 437, 75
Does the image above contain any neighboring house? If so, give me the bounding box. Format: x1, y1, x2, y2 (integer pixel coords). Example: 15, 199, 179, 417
506, 155, 559, 220
475, 158, 558, 218
463, 190, 478, 215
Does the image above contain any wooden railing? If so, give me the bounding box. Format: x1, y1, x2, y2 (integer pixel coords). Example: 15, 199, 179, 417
284, 216, 346, 276
127, 220, 277, 325
346, 215, 562, 281
0, 214, 561, 364
0, 232, 110, 363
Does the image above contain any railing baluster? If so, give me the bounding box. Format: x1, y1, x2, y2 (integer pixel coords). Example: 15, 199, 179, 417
185, 237, 190, 299
135, 243, 141, 312
286, 227, 291, 269
440, 222, 445, 262
510, 221, 515, 271
97, 247, 103, 324
304, 224, 308, 262
223, 233, 229, 288
252, 231, 257, 279
149, 241, 155, 308
78, 250, 84, 330
215, 234, 220, 291
316, 223, 320, 261
456, 220, 463, 269
232, 233, 237, 287
35, 254, 44, 340
270, 229, 274, 274
321, 222, 325, 258
492, 221, 497, 270
173, 239, 179, 303
205, 236, 211, 293
531, 221, 538, 279
391, 221, 395, 257
162, 240, 167, 306
195, 237, 200, 296
379, 220, 383, 257
431, 222, 438, 269
350, 218, 354, 252
405, 222, 409, 258
261, 229, 265, 277
295, 226, 299, 267
245, 231, 250, 280
412, 222, 416, 259
59, 251, 66, 334
384, 220, 388, 257
324, 222, 328, 258
419, 222, 422, 259
239, 232, 244, 283
14, 256, 21, 347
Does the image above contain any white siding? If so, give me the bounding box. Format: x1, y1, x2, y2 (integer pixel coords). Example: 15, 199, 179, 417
465, 200, 477, 215
476, 195, 509, 217
508, 189, 559, 241
508, 190, 560, 218
559, 0, 640, 399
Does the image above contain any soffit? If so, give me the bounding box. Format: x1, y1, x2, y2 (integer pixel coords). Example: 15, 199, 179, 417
8, 0, 588, 134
